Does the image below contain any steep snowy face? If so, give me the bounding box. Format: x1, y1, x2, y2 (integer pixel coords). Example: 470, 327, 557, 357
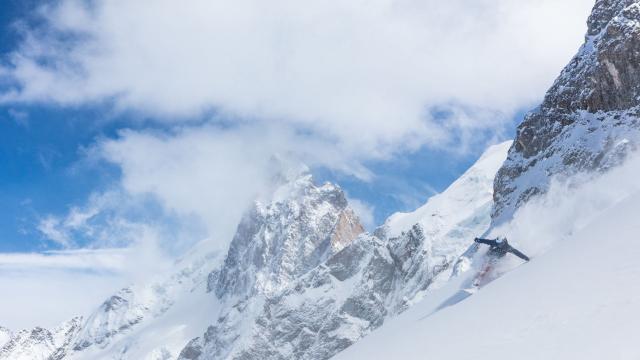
0, 242, 222, 360
0, 328, 10, 349
178, 143, 510, 360
64, 244, 221, 359
382, 141, 511, 259
70, 244, 219, 353
176, 174, 366, 360
493, 0, 640, 224
0, 318, 82, 360
214, 172, 364, 299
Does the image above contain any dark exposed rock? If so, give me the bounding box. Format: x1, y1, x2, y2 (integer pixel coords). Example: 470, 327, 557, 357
493, 0, 640, 224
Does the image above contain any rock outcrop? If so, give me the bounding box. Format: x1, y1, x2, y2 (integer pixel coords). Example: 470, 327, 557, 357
493, 0, 640, 224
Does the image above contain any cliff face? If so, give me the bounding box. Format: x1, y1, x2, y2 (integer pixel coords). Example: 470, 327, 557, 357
213, 173, 364, 300
493, 0, 640, 224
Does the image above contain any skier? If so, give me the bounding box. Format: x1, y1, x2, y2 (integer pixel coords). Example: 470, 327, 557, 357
471, 237, 529, 287
474, 237, 530, 262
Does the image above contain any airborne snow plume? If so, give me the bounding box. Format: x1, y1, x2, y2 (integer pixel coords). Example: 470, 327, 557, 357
337, 147, 640, 360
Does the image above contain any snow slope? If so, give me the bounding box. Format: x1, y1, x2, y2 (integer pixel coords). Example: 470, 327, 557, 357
379, 141, 512, 288
337, 153, 640, 360
0, 318, 82, 360
71, 245, 222, 360
0, 239, 223, 360
383, 141, 511, 239
0, 328, 9, 349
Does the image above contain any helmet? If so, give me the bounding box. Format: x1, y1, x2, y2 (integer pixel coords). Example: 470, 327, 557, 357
496, 237, 507, 244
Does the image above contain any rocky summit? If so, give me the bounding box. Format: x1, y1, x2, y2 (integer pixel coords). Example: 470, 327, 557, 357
493, 0, 640, 224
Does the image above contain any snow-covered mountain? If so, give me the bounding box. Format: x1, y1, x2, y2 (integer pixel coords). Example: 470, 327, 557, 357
0, 143, 510, 360
177, 142, 510, 360
178, 169, 366, 359
0, 318, 82, 360
0, 328, 10, 349
0, 237, 222, 360
380, 141, 511, 276
0, 167, 360, 359
6, 1, 640, 358
212, 171, 364, 300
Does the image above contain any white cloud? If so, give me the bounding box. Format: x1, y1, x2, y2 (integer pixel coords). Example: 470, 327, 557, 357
14, 212, 182, 330
38, 216, 73, 247
0, 249, 130, 330
347, 197, 376, 231
5, 0, 597, 251
95, 123, 380, 246
0, 0, 594, 155
0, 249, 127, 273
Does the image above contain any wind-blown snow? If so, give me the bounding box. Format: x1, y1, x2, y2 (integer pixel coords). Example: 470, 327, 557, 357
337, 150, 640, 360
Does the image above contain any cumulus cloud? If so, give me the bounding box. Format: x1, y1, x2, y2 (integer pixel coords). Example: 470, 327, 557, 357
94, 123, 385, 245
0, 0, 594, 155
4, 1, 596, 252
37, 190, 193, 248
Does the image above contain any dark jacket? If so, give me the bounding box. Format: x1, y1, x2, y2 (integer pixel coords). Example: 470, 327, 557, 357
474, 238, 530, 261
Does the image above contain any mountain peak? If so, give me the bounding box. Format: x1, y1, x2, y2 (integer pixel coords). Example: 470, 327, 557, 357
493, 0, 640, 224
587, 0, 637, 36
214, 174, 364, 298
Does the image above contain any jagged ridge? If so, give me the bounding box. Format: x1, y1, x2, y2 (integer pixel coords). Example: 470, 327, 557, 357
493, 0, 640, 224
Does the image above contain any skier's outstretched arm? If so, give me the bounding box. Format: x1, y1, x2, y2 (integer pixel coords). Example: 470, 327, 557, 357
474, 238, 497, 246
508, 247, 530, 261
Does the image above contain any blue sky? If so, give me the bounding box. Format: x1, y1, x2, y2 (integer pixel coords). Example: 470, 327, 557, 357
0, 0, 592, 253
